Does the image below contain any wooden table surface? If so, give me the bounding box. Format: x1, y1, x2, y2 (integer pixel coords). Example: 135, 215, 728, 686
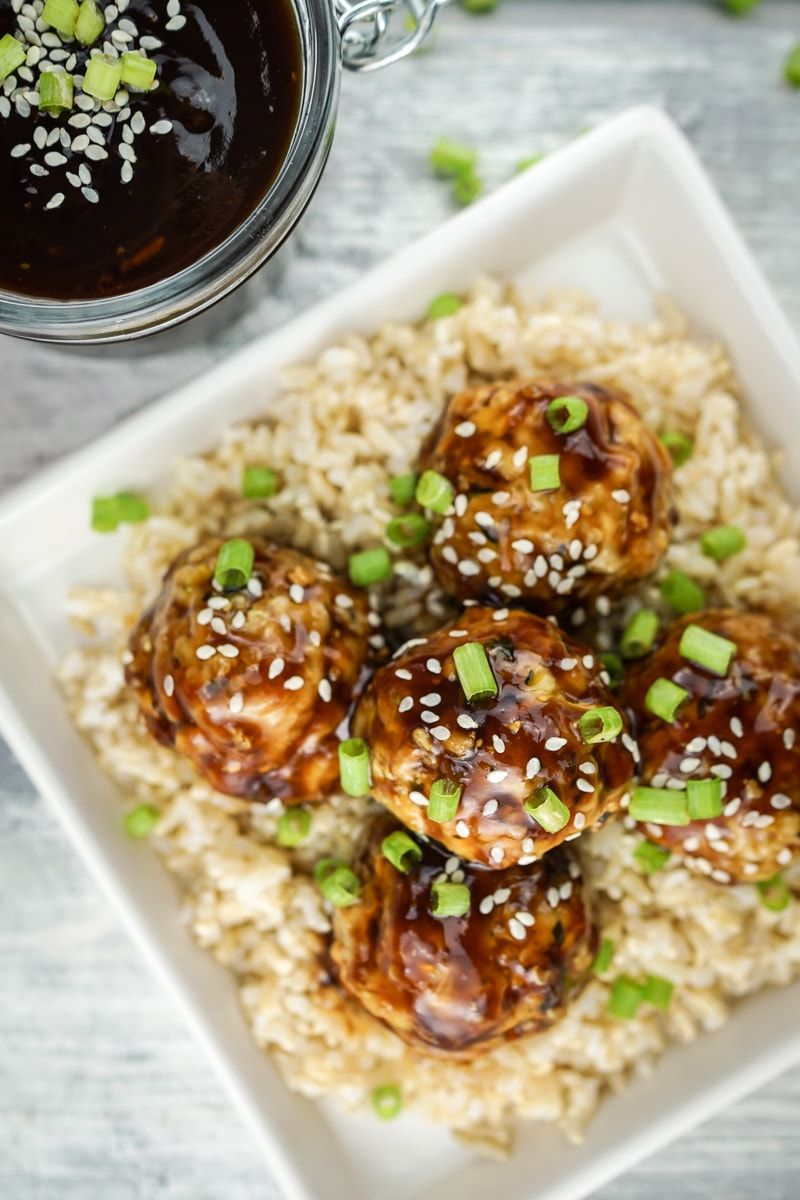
2, 2, 800, 1197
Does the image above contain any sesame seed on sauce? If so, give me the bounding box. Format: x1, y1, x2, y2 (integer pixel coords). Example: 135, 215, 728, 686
268, 657, 285, 679
579, 762, 596, 774
771, 793, 791, 809
218, 643, 239, 658
492, 490, 510, 504
280, 614, 293, 634
454, 494, 468, 517
574, 812, 586, 829
485, 451, 503, 470
723, 797, 741, 816
289, 584, 304, 604
455, 420, 476, 438
453, 820, 469, 838
335, 594, 353, 609
426, 658, 442, 674
707, 735, 722, 755
410, 790, 427, 807
777, 847, 793, 865
229, 692, 244, 714
420, 692, 441, 706
121, 649, 134, 666
490, 846, 504, 864
546, 887, 560, 909
208, 596, 230, 610
526, 756, 541, 779
545, 736, 567, 752
758, 762, 772, 783
421, 711, 438, 724
164, 674, 175, 697
395, 668, 413, 681
457, 713, 479, 730
680, 757, 701, 773
508, 917, 526, 941
479, 896, 494, 915
686, 737, 706, 754
611, 489, 631, 504
512, 445, 528, 470
487, 769, 508, 783
534, 556, 548, 578
559, 658, 577, 670
458, 560, 481, 577
197, 608, 213, 626
247, 577, 263, 598
577, 779, 594, 793
512, 538, 535, 554
231, 611, 246, 630
483, 799, 499, 816
284, 676, 304, 691
492, 734, 506, 754
318, 679, 332, 703
784, 729, 796, 750
210, 616, 227, 635
582, 654, 594, 668
729, 716, 744, 739
399, 697, 414, 714
431, 726, 451, 741
196, 645, 215, 660
448, 629, 468, 638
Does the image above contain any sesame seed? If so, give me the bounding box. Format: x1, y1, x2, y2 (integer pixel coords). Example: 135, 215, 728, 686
582, 654, 594, 668
442, 547, 458, 565
777, 848, 793, 865
683, 835, 701, 852
508, 917, 526, 941
163, 674, 175, 697
492, 490, 510, 504
545, 736, 567, 752
335, 593, 353, 609
711, 869, 732, 884
534, 556, 548, 578
210, 616, 227, 635
231, 611, 246, 630
526, 756, 541, 779
680, 757, 701, 773
218, 644, 239, 658
150, 118, 174, 134
10, 142, 31, 157
410, 790, 427, 807
284, 675, 303, 690
611, 489, 631, 504
289, 584, 304, 603
484, 451, 503, 470
707, 735, 722, 756
455, 820, 470, 837
318, 679, 332, 703
247, 577, 263, 598
426, 658, 442, 674
686, 737, 706, 754
229, 693, 244, 714
196, 645, 215, 660
421, 711, 438, 724
494, 888, 511, 904
513, 445, 528, 470
490, 846, 504, 864
454, 494, 468, 517
493, 608, 509, 622
208, 596, 229, 610
730, 716, 744, 738
723, 797, 741, 816
398, 697, 413, 714
577, 779, 594, 793
420, 692, 441, 706
45, 191, 65, 209
559, 881, 573, 900
492, 734, 506, 754
431, 726, 450, 741
483, 799, 499, 816
720, 741, 737, 760
479, 896, 494, 915
395, 668, 413, 681
771, 793, 791, 809
458, 560, 480, 577
448, 629, 468, 638
268, 657, 285, 679
512, 538, 534, 554
579, 762, 597, 774
784, 729, 796, 750
487, 769, 508, 783
559, 658, 577, 670
758, 762, 772, 784
455, 420, 476, 438
574, 812, 586, 829
457, 713, 478, 730
164, 14, 186, 31
546, 887, 560, 908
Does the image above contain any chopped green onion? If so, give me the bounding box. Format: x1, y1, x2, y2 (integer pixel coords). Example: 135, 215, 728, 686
452, 169, 483, 207
453, 641, 498, 704
524, 786, 570, 834
42, 0, 79, 38
314, 859, 362, 907
371, 1084, 402, 1121
659, 429, 693, 467
634, 840, 672, 875
723, 0, 760, 13
338, 737, 371, 797
430, 137, 478, 177
389, 473, 416, 507
348, 546, 392, 588
277, 807, 312, 847
428, 293, 462, 319
546, 394, 589, 435
629, 787, 689, 826
242, 466, 278, 498
577, 705, 623, 745
645, 677, 689, 724
592, 936, 615, 975
757, 874, 791, 912
0, 34, 26, 83
700, 525, 746, 562
660, 569, 705, 615
679, 623, 737, 677
516, 153, 545, 173
431, 879, 471, 918
620, 608, 659, 659
600, 652, 624, 689
114, 491, 149, 523
120, 50, 157, 91
416, 469, 454, 514
642, 974, 674, 1011
381, 829, 422, 874
462, 0, 500, 12
74, 0, 104, 45
687, 778, 723, 820
786, 43, 800, 87
124, 803, 160, 839
38, 69, 74, 115
529, 453, 560, 492
91, 497, 120, 533
427, 779, 463, 823
386, 513, 430, 548
607, 976, 644, 1019
82, 54, 122, 101
91, 491, 149, 532
214, 538, 254, 590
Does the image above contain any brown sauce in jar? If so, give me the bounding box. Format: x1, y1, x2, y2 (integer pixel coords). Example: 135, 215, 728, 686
0, 0, 302, 299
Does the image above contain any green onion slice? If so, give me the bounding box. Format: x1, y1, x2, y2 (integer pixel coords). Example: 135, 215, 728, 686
634, 840, 671, 875
277, 806, 312, 847
700, 524, 746, 563
381, 830, 422, 874
546, 394, 589, 435
452, 169, 483, 207
453, 641, 498, 704
642, 974, 674, 1011
338, 737, 371, 798
428, 293, 462, 319
75, 0, 104, 46
607, 976, 644, 1019
242, 466, 279, 498
525, 786, 570, 834
348, 546, 392, 588
660, 569, 705, 615
431, 879, 471, 918
372, 1084, 402, 1121
120, 50, 157, 91
415, 469, 454, 514
82, 54, 122, 101
386, 513, 430, 548
124, 803, 160, 839
786, 43, 800, 87
757, 875, 791, 912
314, 858, 362, 907
0, 34, 25, 83
592, 936, 615, 975
427, 779, 463, 823
660, 429, 693, 467
629, 787, 689, 826
463, 0, 500, 11
430, 137, 478, 177
529, 453, 560, 492
686, 778, 723, 820
214, 538, 254, 590
91, 491, 149, 532
42, 0, 79, 38
599, 652, 624, 689
389, 473, 417, 507
679, 623, 737, 677
620, 608, 659, 659
38, 69, 74, 115
645, 677, 689, 724
516, 153, 545, 173
577, 705, 623, 744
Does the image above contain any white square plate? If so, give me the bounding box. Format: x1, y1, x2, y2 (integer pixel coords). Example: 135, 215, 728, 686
2, 106, 800, 1200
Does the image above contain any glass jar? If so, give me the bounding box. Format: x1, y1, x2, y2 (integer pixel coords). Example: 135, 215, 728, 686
0, 0, 448, 344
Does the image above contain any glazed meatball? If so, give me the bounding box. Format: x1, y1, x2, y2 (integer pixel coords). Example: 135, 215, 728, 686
420, 379, 673, 612
331, 815, 597, 1056
126, 537, 379, 804
352, 606, 636, 867
623, 609, 800, 883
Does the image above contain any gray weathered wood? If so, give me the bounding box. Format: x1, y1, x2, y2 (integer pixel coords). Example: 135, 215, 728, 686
2, 2, 800, 1197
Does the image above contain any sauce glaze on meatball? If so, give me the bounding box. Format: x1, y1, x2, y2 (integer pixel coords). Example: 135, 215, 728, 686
126, 537, 380, 804
331, 815, 597, 1056
352, 606, 636, 867
623, 609, 800, 883
420, 379, 673, 612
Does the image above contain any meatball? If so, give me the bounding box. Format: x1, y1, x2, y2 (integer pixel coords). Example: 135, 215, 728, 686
331, 815, 597, 1056
420, 379, 673, 612
126, 537, 379, 804
623, 609, 800, 883
352, 606, 636, 867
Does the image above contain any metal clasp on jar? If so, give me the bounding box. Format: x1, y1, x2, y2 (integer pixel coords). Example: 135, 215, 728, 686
335, 0, 451, 72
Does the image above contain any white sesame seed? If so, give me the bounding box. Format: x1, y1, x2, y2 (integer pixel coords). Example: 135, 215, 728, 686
458, 560, 480, 577
512, 538, 534, 554
284, 675, 303, 690
210, 616, 227, 636
777, 847, 793, 865
559, 658, 577, 670
335, 593, 353, 609
420, 692, 441, 707
454, 494, 468, 517
44, 191, 65, 209
582, 655, 594, 669
268, 657, 285, 679
545, 736, 567, 752
680, 756, 701, 773
784, 729, 796, 750
456, 713, 478, 731
513, 445, 528, 470
546, 887, 560, 908
318, 679, 332, 703
526, 756, 541, 779
492, 888, 510, 904
426, 658, 442, 674
455, 420, 476, 438
442, 547, 458, 565
758, 761, 772, 784
398, 697, 413, 714
84, 144, 108, 160
484, 451, 503, 470
686, 737, 706, 754
10, 142, 31, 157
164, 14, 186, 30
577, 779, 594, 793
455, 820, 470, 838
395, 668, 413, 681
163, 674, 175, 697
196, 645, 215, 661
217, 643, 238, 659
611, 488, 631, 504
533, 555, 548, 578
431, 726, 450, 741
120, 649, 133, 666
131, 111, 146, 136
517, 910, 535, 927
574, 812, 586, 829
492, 734, 506, 754
229, 692, 244, 714
410, 790, 427, 807
771, 793, 791, 809
208, 596, 229, 610
595, 593, 610, 613
289, 583, 304, 603
508, 917, 526, 941
723, 797, 741, 817
490, 846, 504, 864
479, 896, 494, 915
421, 711, 438, 725
483, 799, 499, 817
755, 813, 775, 828
231, 611, 246, 630
118, 142, 136, 163
487, 769, 508, 783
